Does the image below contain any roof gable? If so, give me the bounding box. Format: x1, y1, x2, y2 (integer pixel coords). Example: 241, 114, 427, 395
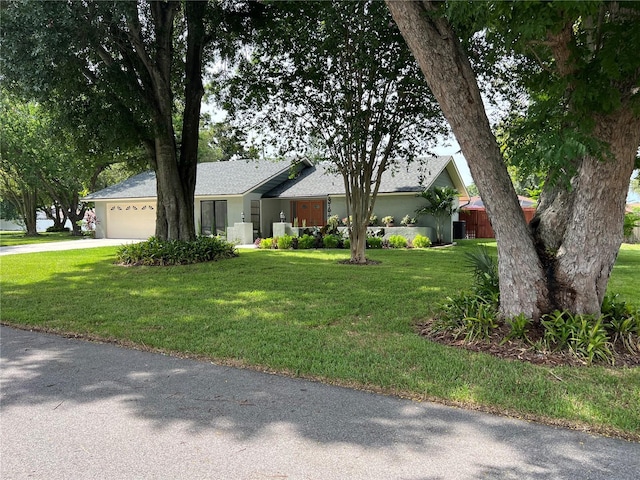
264, 156, 462, 198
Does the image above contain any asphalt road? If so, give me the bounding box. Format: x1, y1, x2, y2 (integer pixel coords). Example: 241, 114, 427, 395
1, 325, 638, 480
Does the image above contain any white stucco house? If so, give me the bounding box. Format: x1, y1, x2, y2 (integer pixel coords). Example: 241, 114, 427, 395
83, 156, 468, 243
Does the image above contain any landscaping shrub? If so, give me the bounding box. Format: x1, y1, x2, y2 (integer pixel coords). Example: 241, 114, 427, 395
297, 234, 315, 249
259, 238, 274, 249
343, 238, 350, 250
277, 234, 294, 250
116, 236, 237, 266
46, 226, 70, 233
366, 237, 383, 249
541, 311, 613, 364
412, 234, 432, 248
322, 234, 341, 248
433, 293, 499, 341
464, 245, 499, 300
388, 234, 408, 248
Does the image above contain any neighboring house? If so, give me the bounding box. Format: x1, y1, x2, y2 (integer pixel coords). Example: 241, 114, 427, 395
459, 195, 537, 239
83, 156, 468, 243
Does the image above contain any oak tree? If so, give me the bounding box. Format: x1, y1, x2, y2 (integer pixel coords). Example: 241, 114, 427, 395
386, 1, 640, 318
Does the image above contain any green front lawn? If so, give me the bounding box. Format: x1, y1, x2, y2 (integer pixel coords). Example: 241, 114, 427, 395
0, 231, 84, 247
1, 240, 638, 440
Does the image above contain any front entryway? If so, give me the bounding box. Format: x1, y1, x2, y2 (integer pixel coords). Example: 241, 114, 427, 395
292, 200, 325, 227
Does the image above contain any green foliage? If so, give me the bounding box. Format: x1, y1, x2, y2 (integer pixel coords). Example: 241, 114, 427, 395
297, 234, 316, 250
277, 234, 294, 250
541, 312, 612, 365
259, 238, 274, 250
45, 226, 70, 233
601, 293, 640, 354
412, 234, 432, 248
366, 237, 383, 249
322, 234, 341, 249
387, 235, 408, 249
624, 211, 640, 237
463, 245, 500, 300
343, 237, 350, 250
116, 236, 238, 266
400, 214, 416, 226
433, 293, 499, 342
219, 0, 445, 262
504, 314, 531, 343
416, 186, 460, 243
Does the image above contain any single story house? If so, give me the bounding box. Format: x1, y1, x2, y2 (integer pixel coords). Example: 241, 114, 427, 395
83, 156, 469, 243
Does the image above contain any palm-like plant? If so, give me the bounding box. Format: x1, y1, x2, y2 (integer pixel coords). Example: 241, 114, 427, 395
415, 186, 460, 243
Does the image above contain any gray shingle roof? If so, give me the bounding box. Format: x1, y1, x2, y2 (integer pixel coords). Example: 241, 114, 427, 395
84, 156, 456, 201
263, 156, 453, 198
84, 159, 303, 200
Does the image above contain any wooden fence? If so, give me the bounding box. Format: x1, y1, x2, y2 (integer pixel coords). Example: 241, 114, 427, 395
459, 208, 537, 239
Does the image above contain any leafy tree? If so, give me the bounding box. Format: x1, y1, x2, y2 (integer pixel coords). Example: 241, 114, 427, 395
1, 0, 234, 241
387, 1, 640, 319
415, 186, 460, 244
219, 0, 445, 263
0, 94, 47, 235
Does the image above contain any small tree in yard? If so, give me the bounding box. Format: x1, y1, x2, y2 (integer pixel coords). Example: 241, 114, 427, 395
219, 0, 445, 263
415, 186, 459, 244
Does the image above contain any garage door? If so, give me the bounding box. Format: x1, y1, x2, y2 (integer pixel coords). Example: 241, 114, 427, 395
106, 202, 156, 239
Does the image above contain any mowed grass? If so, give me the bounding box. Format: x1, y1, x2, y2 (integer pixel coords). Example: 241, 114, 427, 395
1, 240, 639, 440
0, 231, 85, 247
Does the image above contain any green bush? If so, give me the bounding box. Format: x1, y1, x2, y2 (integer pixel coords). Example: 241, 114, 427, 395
259, 238, 274, 249
623, 211, 639, 237
464, 245, 499, 300
46, 226, 70, 233
297, 234, 316, 249
366, 237, 383, 249
322, 234, 341, 248
116, 236, 238, 266
433, 293, 499, 341
388, 234, 408, 248
277, 234, 294, 250
541, 311, 613, 364
412, 234, 432, 248
343, 238, 350, 249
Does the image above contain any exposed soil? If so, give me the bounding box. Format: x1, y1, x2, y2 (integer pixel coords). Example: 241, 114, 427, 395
417, 319, 640, 368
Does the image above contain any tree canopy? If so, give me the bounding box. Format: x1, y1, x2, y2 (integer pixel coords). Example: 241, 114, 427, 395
219, 0, 445, 262
387, 0, 640, 319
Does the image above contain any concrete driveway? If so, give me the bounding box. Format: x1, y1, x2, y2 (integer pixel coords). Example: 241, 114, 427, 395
1, 326, 638, 480
0, 238, 140, 256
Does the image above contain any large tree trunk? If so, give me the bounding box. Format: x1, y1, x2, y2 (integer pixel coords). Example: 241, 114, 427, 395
141, 0, 202, 242
535, 110, 640, 315
387, 0, 640, 320
386, 0, 549, 319
21, 189, 39, 236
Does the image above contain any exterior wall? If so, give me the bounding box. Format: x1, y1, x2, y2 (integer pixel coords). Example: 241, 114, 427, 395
261, 199, 290, 237
94, 202, 108, 239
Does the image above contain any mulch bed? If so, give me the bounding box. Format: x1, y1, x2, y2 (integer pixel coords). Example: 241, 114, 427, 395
417, 319, 640, 368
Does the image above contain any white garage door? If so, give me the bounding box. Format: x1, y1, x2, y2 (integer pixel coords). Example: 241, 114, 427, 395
106, 202, 156, 239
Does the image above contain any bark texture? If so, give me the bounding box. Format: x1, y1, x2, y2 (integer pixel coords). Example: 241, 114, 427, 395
387, 0, 640, 319
386, 0, 548, 319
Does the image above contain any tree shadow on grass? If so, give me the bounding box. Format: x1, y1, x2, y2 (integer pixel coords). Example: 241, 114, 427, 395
1, 325, 638, 480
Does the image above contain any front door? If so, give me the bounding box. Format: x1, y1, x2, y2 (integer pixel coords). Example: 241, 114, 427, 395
292, 200, 325, 227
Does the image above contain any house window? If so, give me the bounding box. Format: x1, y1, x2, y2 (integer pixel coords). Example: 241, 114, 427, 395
201, 200, 227, 236
251, 200, 260, 228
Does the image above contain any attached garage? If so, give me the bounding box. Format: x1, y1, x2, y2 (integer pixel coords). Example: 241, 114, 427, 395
106, 202, 156, 239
